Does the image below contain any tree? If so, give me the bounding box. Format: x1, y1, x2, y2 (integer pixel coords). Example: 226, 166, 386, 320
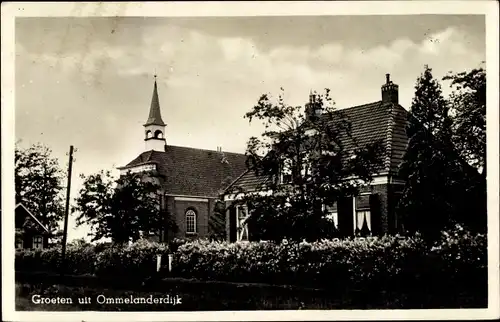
443, 66, 486, 175
443, 66, 487, 232
228, 89, 383, 242
74, 171, 171, 244
208, 200, 227, 241
15, 142, 65, 233
397, 65, 472, 240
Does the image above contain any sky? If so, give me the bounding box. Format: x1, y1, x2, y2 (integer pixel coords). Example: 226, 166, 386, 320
15, 14, 485, 241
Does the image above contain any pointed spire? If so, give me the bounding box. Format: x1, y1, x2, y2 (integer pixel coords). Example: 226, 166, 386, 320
144, 75, 166, 126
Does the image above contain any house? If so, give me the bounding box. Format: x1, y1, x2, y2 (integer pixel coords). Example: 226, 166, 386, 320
222, 74, 410, 242
15, 203, 50, 250
117, 76, 248, 241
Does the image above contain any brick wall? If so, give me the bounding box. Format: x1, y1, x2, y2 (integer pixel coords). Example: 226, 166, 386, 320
164, 196, 176, 242
360, 182, 405, 235
171, 199, 212, 239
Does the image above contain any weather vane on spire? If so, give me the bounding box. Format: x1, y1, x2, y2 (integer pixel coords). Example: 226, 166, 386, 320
154, 68, 157, 80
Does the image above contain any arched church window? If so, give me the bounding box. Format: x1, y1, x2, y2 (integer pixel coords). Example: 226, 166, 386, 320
146, 130, 152, 139
154, 130, 163, 139
185, 209, 197, 234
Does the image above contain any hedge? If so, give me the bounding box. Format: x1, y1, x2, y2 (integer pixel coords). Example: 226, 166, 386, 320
15, 226, 487, 294
15, 239, 169, 279
172, 225, 487, 291
95, 239, 169, 279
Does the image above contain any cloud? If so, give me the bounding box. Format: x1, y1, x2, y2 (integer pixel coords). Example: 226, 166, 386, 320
17, 22, 483, 99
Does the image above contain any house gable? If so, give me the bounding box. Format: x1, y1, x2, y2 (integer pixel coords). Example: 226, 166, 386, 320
15, 203, 50, 234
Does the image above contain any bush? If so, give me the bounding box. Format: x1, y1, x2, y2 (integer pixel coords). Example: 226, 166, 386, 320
94, 239, 169, 279
15, 244, 98, 275
15, 239, 170, 280
173, 227, 486, 292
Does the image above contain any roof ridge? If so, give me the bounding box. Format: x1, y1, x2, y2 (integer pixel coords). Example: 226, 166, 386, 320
333, 100, 385, 112
145, 149, 155, 162
167, 144, 246, 156
385, 103, 397, 173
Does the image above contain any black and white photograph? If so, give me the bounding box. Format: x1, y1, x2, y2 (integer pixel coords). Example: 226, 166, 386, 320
1, 1, 499, 321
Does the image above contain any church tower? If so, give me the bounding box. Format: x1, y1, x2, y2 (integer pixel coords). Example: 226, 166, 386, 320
144, 76, 167, 152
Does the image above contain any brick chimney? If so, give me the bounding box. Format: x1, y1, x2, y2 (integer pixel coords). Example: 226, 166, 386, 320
381, 73, 399, 104
305, 90, 322, 121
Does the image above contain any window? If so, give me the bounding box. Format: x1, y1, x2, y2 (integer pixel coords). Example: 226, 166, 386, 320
154, 130, 163, 139
326, 211, 339, 229
280, 158, 293, 184
15, 238, 23, 249
236, 206, 249, 242
355, 210, 371, 236
354, 195, 372, 237
33, 235, 43, 250
323, 203, 339, 231
146, 130, 152, 139
300, 152, 312, 178
185, 210, 197, 234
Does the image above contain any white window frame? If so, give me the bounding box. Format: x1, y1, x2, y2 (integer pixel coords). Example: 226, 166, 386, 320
32, 235, 43, 250
236, 206, 250, 242
185, 209, 197, 234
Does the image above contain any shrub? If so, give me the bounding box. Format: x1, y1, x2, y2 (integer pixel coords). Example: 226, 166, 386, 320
15, 239, 170, 280
173, 228, 486, 292
94, 239, 169, 279
15, 244, 98, 274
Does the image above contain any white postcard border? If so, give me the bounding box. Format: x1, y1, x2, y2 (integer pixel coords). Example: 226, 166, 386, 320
2, 1, 499, 321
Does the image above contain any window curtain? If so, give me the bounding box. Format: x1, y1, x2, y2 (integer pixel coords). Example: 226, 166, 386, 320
236, 206, 249, 241
356, 211, 371, 235
331, 212, 339, 228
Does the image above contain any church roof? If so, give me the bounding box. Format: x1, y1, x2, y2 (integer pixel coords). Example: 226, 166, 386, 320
122, 146, 248, 197
225, 100, 409, 193
144, 80, 166, 126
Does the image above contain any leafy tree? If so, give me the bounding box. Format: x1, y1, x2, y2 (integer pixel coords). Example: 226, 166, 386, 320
228, 89, 384, 242
208, 200, 227, 241
74, 171, 172, 244
397, 65, 479, 240
443, 66, 486, 175
15, 142, 65, 233
67, 238, 92, 248
443, 66, 487, 232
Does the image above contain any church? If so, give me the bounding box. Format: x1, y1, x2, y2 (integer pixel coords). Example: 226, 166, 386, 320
118, 77, 248, 241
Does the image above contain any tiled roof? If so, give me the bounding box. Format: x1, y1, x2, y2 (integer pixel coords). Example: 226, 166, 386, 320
121, 146, 248, 197
226, 101, 409, 193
